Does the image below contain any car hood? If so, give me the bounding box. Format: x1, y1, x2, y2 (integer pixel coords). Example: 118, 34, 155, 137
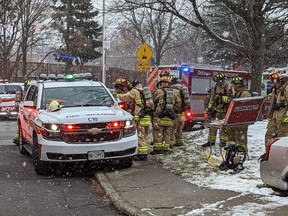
38, 106, 132, 124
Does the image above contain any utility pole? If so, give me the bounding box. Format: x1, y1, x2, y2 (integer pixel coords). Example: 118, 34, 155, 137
102, 0, 106, 84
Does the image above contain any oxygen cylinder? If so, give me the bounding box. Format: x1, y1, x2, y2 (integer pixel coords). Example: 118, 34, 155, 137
165, 89, 174, 110
142, 87, 154, 109
180, 86, 190, 109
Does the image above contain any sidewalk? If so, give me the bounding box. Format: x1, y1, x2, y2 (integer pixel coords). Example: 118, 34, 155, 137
95, 159, 271, 216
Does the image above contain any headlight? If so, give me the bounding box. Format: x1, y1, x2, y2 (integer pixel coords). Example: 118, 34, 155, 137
43, 123, 60, 131
123, 119, 136, 137
41, 123, 62, 140
51, 124, 59, 131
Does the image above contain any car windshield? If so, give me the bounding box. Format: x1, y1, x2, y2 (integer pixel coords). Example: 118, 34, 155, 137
0, 85, 22, 94
0, 85, 4, 94
41, 86, 114, 109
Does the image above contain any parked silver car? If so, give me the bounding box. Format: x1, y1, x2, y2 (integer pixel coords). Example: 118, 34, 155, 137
260, 137, 288, 191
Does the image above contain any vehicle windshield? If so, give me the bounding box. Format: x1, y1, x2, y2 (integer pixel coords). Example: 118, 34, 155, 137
41, 86, 114, 109
0, 85, 22, 94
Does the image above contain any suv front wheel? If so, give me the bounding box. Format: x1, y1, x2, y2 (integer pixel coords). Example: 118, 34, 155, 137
32, 136, 51, 175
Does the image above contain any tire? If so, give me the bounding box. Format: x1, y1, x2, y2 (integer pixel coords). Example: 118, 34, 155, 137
19, 126, 29, 155
271, 187, 288, 197
119, 157, 133, 169
32, 136, 50, 175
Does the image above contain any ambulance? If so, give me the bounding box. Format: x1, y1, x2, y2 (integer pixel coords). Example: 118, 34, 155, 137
0, 81, 24, 119
147, 64, 252, 130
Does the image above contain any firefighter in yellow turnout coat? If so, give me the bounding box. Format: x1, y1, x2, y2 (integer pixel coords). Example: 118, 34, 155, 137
116, 80, 151, 160
152, 76, 181, 154
202, 73, 231, 147
169, 75, 190, 147
265, 71, 288, 146
227, 76, 251, 150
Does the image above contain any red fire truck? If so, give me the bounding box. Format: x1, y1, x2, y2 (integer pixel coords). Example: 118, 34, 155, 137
147, 64, 252, 130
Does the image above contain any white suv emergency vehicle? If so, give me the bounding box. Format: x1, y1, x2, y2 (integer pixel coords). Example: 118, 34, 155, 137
17, 76, 138, 175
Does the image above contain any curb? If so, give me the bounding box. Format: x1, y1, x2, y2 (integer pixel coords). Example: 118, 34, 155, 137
95, 173, 151, 216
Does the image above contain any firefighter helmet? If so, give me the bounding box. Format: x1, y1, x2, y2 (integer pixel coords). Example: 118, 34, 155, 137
212, 73, 226, 82
159, 69, 170, 77
113, 77, 128, 87
169, 74, 179, 84
47, 100, 61, 112
270, 71, 284, 83
159, 76, 171, 83
231, 76, 245, 85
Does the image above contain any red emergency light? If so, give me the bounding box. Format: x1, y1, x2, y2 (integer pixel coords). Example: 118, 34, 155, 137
184, 110, 193, 119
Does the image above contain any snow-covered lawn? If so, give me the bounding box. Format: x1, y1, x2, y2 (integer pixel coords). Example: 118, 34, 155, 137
150, 120, 288, 215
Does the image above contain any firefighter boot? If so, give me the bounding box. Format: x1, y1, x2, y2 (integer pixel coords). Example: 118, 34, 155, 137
13, 132, 20, 146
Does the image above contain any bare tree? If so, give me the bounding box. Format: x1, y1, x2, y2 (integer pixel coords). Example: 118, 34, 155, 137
18, 0, 53, 78
110, 0, 188, 66
0, 0, 54, 80
0, 1, 22, 80
113, 0, 288, 93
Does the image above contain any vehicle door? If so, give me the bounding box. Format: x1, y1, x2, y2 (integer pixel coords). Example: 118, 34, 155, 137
190, 77, 212, 117
20, 85, 37, 143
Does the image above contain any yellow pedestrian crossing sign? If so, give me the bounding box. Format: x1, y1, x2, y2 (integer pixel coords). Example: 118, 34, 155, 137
136, 43, 153, 63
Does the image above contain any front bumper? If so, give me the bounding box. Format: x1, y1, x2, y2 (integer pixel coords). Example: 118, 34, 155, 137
260, 161, 288, 191
38, 134, 138, 162
0, 111, 18, 119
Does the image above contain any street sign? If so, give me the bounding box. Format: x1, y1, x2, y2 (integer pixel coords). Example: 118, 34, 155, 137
136, 43, 153, 63
137, 61, 150, 72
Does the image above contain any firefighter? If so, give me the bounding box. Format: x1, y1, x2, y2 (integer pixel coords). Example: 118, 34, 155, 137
152, 75, 181, 154
202, 73, 231, 147
264, 88, 276, 148
227, 76, 251, 151
264, 71, 288, 147
113, 77, 134, 113
169, 75, 189, 147
151, 69, 170, 96
113, 77, 129, 94
204, 87, 213, 119
115, 79, 151, 160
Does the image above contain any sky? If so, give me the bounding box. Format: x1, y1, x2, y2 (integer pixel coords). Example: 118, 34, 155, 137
150, 120, 288, 215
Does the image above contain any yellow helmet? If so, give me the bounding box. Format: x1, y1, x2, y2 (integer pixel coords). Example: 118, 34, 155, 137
270, 71, 283, 83
47, 100, 61, 112
231, 76, 244, 85
159, 75, 171, 83
213, 73, 226, 82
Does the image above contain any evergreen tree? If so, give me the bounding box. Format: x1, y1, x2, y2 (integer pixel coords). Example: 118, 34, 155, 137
51, 0, 102, 65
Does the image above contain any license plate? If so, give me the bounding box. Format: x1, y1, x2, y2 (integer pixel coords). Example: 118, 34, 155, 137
88, 150, 104, 160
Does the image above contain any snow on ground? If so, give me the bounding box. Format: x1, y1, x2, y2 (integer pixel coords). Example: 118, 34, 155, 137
150, 120, 288, 215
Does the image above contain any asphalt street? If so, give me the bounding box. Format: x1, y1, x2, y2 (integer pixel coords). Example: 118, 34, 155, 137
0, 119, 122, 216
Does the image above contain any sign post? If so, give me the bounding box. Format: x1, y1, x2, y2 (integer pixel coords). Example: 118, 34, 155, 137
136, 43, 153, 72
